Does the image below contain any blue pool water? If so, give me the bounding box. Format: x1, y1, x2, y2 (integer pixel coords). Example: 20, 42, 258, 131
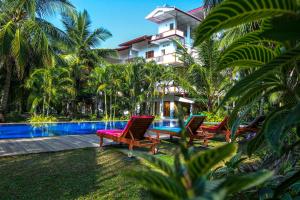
0, 120, 179, 139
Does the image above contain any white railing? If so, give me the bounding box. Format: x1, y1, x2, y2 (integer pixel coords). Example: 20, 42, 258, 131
151, 29, 184, 41
146, 53, 181, 65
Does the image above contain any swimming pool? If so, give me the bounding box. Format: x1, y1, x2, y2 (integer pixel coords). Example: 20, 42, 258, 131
0, 120, 179, 139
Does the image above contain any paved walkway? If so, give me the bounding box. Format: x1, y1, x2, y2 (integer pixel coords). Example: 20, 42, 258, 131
0, 134, 104, 157
0, 133, 167, 157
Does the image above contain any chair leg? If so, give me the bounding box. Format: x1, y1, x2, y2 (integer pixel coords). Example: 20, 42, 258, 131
170, 135, 173, 141
203, 138, 209, 147
156, 133, 160, 140
128, 143, 134, 157
150, 144, 158, 155
188, 137, 193, 146
99, 136, 103, 147
225, 131, 231, 143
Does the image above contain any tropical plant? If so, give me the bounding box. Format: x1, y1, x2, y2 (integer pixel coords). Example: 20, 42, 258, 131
123, 58, 149, 115
0, 0, 74, 119
61, 9, 114, 115
128, 120, 272, 199
25, 64, 74, 116
28, 115, 58, 123
175, 39, 231, 112
194, 0, 300, 197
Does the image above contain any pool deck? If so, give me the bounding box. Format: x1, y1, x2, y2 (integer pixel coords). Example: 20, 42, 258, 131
0, 133, 167, 157
0, 134, 104, 157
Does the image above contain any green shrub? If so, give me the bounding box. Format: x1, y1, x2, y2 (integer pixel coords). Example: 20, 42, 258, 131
28, 115, 58, 123
119, 115, 130, 120
201, 111, 225, 122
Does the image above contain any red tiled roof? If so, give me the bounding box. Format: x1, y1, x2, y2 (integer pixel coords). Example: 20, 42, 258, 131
115, 46, 130, 51
119, 35, 152, 47
188, 6, 206, 13
174, 8, 201, 21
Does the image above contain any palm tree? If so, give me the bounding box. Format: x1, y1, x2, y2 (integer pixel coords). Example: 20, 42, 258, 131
0, 0, 74, 119
61, 10, 115, 115
123, 58, 148, 115
89, 66, 109, 119
175, 39, 230, 112
25, 64, 74, 116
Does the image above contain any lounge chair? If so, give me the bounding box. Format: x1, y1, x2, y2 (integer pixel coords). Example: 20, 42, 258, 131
97, 116, 159, 154
150, 115, 213, 146
236, 115, 265, 136
201, 117, 230, 142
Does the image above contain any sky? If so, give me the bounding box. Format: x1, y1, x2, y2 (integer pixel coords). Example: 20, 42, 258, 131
50, 0, 203, 49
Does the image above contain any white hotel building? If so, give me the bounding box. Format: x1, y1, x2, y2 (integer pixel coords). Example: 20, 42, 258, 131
114, 5, 206, 118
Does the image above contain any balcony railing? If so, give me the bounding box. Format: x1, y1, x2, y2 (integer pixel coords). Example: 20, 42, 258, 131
146, 53, 181, 65
151, 29, 184, 41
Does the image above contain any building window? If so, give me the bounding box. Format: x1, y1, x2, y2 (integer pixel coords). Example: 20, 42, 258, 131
146, 50, 154, 59
162, 42, 170, 47
161, 49, 166, 56
170, 23, 174, 30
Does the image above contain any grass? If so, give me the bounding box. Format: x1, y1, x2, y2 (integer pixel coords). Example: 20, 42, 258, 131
0, 138, 226, 200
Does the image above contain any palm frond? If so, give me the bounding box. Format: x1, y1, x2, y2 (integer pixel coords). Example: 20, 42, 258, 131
218, 44, 277, 70
127, 170, 186, 199
188, 143, 237, 181
221, 45, 300, 105
194, 0, 298, 46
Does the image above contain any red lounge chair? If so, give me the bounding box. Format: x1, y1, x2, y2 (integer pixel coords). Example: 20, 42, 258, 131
96, 116, 159, 154
236, 115, 265, 136
201, 117, 230, 142
150, 115, 214, 146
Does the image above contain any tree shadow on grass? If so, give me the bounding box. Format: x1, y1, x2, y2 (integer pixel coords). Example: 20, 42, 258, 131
0, 147, 152, 200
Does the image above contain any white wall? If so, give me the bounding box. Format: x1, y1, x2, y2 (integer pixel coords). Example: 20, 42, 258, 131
158, 41, 176, 55
158, 18, 176, 33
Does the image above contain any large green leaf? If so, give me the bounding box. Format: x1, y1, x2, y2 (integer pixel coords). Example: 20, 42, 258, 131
0, 21, 14, 55
247, 129, 266, 157
221, 45, 300, 104
194, 0, 298, 46
261, 15, 300, 41
11, 28, 28, 78
218, 44, 276, 69
127, 170, 186, 199
221, 31, 281, 57
137, 153, 175, 177
274, 170, 300, 197
263, 109, 290, 152
284, 103, 300, 128
216, 170, 273, 194
188, 143, 237, 181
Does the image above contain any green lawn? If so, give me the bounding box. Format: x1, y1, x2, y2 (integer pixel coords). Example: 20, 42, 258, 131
0, 139, 226, 200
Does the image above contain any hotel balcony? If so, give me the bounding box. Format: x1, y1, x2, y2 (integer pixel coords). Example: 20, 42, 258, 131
146, 53, 182, 65
151, 29, 184, 43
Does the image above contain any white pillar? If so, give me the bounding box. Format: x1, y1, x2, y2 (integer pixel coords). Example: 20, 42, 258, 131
160, 99, 164, 119
187, 25, 191, 48
190, 104, 193, 116
170, 101, 175, 119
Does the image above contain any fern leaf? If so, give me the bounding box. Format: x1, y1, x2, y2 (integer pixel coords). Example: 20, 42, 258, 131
188, 143, 237, 181
127, 170, 186, 199
218, 44, 276, 69
194, 0, 298, 46
221, 45, 300, 105
137, 153, 175, 177
216, 170, 273, 194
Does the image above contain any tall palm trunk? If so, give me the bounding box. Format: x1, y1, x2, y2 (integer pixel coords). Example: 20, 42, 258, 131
109, 93, 112, 120
104, 92, 108, 120
113, 93, 117, 121
0, 64, 12, 119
